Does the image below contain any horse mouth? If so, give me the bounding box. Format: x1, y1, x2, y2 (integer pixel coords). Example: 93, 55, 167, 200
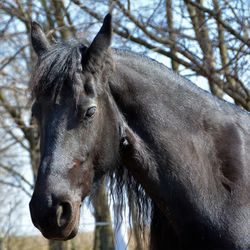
41, 203, 81, 241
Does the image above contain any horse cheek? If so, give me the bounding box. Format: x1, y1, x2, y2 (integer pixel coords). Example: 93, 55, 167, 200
67, 161, 94, 198
81, 167, 94, 196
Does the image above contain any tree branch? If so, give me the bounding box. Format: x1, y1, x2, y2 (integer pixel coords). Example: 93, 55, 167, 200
185, 0, 250, 47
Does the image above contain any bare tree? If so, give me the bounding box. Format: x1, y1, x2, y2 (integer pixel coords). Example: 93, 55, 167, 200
73, 0, 250, 108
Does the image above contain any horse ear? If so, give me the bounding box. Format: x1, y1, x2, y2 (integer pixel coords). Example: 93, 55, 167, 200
83, 14, 112, 65
31, 21, 50, 57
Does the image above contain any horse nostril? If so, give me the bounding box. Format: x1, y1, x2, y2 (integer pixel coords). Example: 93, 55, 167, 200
56, 202, 72, 228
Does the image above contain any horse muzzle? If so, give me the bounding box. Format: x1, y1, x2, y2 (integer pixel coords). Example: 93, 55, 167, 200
29, 194, 81, 240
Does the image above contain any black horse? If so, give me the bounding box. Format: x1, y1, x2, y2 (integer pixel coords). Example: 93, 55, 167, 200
29, 14, 250, 249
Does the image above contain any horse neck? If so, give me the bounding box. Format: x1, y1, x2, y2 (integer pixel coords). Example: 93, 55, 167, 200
109, 50, 229, 232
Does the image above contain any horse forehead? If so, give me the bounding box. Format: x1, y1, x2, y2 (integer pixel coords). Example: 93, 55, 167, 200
39, 104, 71, 128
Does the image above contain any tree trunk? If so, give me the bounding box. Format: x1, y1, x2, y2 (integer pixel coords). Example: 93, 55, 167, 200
49, 240, 71, 250
0, 237, 4, 250
166, 0, 179, 71
92, 181, 115, 250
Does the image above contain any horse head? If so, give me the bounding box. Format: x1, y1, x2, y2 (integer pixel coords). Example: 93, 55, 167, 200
29, 14, 124, 240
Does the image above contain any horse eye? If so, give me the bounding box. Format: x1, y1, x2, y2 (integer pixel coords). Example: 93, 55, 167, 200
85, 106, 96, 119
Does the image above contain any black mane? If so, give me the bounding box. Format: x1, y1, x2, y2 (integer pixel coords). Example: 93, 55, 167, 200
30, 41, 88, 101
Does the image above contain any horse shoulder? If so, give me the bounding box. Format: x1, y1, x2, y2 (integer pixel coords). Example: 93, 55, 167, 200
213, 120, 249, 190
212, 118, 250, 246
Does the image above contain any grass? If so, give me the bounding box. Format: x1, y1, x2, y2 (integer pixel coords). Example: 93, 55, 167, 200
0, 229, 148, 249
1, 232, 94, 250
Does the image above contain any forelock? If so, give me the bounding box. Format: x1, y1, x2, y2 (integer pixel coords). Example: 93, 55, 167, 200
30, 41, 87, 101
